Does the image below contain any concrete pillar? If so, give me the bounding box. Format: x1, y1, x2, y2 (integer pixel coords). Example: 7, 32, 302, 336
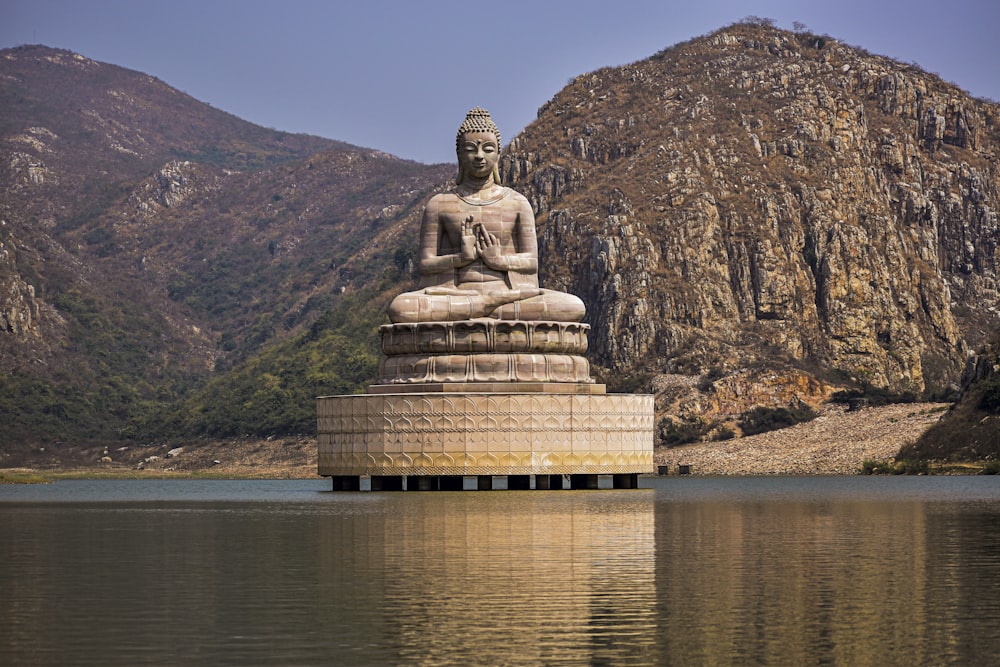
330, 476, 360, 491
508, 475, 531, 490
371, 476, 404, 491
440, 476, 464, 491
407, 476, 440, 491
613, 473, 638, 489
534, 474, 565, 490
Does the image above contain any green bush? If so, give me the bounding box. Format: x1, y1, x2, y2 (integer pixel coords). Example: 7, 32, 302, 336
860, 458, 929, 475
658, 418, 710, 446
712, 425, 736, 441
609, 371, 652, 394
129, 288, 386, 440
738, 404, 817, 436
697, 367, 726, 392
978, 377, 1000, 414
831, 387, 917, 407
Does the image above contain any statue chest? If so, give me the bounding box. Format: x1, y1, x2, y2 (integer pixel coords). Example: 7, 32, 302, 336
443, 205, 518, 244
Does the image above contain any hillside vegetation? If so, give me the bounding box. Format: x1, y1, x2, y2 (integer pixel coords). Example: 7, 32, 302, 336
1, 44, 450, 444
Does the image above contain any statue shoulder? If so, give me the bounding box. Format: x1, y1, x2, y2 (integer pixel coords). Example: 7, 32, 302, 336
506, 188, 534, 213
506, 187, 529, 203
429, 190, 460, 201
425, 191, 459, 211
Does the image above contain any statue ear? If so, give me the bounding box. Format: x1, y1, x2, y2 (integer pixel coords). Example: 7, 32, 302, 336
491, 164, 501, 185
455, 164, 464, 185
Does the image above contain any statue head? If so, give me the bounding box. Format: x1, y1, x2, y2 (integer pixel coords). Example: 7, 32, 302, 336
455, 107, 501, 185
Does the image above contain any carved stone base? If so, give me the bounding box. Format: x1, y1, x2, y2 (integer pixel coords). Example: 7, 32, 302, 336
379, 319, 590, 355
377, 319, 594, 384
378, 353, 592, 384
366, 382, 607, 394
317, 390, 654, 478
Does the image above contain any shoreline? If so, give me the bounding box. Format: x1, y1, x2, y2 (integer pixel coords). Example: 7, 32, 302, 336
1, 402, 976, 484
655, 402, 952, 475
0, 435, 318, 484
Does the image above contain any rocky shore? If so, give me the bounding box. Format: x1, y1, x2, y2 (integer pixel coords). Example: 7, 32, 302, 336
655, 402, 950, 475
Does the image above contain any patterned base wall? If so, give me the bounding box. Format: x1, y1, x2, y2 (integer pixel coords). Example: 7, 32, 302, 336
317, 392, 654, 477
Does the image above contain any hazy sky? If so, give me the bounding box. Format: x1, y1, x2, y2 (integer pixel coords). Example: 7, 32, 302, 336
2, 0, 998, 164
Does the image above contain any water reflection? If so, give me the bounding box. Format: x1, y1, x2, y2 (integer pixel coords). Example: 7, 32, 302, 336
315, 492, 657, 665
652, 484, 1000, 665
2, 478, 1000, 666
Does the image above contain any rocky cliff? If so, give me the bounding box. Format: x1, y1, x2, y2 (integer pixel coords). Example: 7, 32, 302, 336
503, 21, 998, 416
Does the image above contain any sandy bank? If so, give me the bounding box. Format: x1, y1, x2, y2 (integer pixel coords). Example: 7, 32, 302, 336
655, 402, 950, 475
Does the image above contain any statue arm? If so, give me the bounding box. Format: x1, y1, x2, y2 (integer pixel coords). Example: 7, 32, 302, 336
417, 198, 474, 277
487, 252, 537, 273
506, 196, 539, 274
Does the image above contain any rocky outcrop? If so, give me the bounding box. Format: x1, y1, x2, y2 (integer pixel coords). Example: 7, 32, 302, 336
128, 161, 202, 212
0, 243, 40, 337
902, 334, 1000, 460
0, 225, 65, 377
960, 336, 999, 388
503, 22, 998, 407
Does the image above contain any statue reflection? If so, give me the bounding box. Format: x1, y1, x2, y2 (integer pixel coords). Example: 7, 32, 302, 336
318, 492, 655, 664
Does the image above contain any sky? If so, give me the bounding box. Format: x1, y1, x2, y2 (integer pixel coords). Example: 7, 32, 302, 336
2, 0, 998, 165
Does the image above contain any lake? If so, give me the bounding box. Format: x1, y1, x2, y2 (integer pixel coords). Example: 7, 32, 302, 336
2, 476, 1000, 666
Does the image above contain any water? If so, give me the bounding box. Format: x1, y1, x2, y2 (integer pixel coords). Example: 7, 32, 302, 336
2, 476, 1000, 666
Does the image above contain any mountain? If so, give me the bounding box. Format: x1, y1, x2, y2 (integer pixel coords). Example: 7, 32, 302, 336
2, 22, 998, 459
0, 45, 451, 447
501, 19, 999, 437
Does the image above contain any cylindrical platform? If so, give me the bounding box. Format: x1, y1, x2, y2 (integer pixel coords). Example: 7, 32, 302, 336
317, 390, 654, 480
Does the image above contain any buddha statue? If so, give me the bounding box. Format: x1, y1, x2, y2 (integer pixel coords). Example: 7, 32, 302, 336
388, 107, 585, 324
378, 108, 592, 385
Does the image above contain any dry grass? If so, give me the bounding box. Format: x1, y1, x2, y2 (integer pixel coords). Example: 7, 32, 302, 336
2, 437, 319, 483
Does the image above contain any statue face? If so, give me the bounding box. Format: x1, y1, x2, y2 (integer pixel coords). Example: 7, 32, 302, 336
457, 131, 499, 180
